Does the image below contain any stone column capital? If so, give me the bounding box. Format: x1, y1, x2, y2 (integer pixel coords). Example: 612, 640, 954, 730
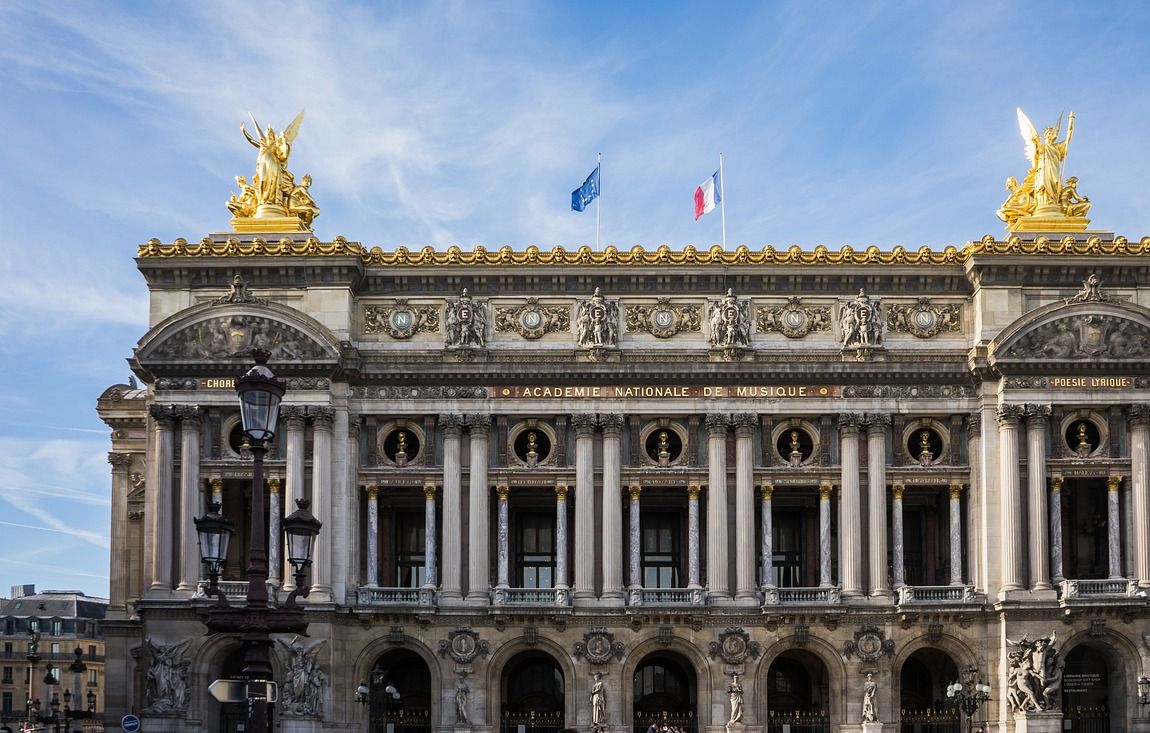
964, 412, 982, 438
496, 484, 510, 500
365, 484, 380, 500
864, 413, 891, 432
423, 483, 438, 500
732, 413, 758, 434
1024, 403, 1052, 427
281, 405, 307, 428
891, 483, 906, 500
1108, 475, 1124, 492
687, 483, 703, 500
208, 476, 223, 492
838, 413, 863, 434
996, 404, 1025, 426
704, 413, 730, 436
598, 413, 625, 435
466, 414, 492, 432
572, 413, 598, 436
149, 404, 179, 428
555, 483, 569, 501
308, 406, 335, 429
174, 405, 203, 429
348, 415, 362, 439
438, 413, 465, 435
1050, 475, 1064, 492
1129, 404, 1150, 428
108, 452, 132, 470
949, 482, 964, 500
628, 484, 642, 501
819, 482, 834, 500
760, 483, 774, 501
267, 477, 281, 494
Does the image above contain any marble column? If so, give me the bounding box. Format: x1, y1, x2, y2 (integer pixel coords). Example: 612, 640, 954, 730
733, 414, 758, 602
865, 414, 890, 596
423, 483, 438, 589
1108, 476, 1123, 579
705, 413, 730, 600
439, 414, 464, 600
838, 414, 863, 597
891, 483, 905, 589
177, 406, 203, 593
687, 483, 702, 589
107, 452, 133, 614
556, 484, 570, 597
310, 407, 334, 598
997, 405, 1026, 594
1130, 406, 1150, 588
760, 483, 774, 589
965, 413, 983, 590
600, 414, 625, 603
1050, 476, 1065, 585
495, 484, 510, 589
466, 414, 492, 603
573, 414, 598, 601
281, 406, 307, 592
1025, 404, 1052, 591
627, 484, 641, 596
1123, 479, 1134, 579
346, 417, 362, 599
949, 483, 964, 585
147, 405, 176, 594
364, 485, 380, 587
267, 477, 282, 588
818, 482, 834, 588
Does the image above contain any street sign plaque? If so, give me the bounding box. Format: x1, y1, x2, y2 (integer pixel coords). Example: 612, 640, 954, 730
209, 678, 279, 704
121, 713, 142, 732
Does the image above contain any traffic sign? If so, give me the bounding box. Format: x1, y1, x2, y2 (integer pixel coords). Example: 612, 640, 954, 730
209, 678, 279, 703
121, 713, 142, 732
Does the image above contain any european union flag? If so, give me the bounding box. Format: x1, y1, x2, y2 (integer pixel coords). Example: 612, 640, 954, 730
571, 165, 600, 212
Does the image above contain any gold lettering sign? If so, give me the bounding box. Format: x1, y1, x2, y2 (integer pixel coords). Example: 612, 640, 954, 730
492, 385, 839, 399
199, 378, 237, 390
1050, 376, 1132, 389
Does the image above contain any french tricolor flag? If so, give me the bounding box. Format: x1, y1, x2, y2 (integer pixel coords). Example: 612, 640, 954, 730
694, 170, 722, 220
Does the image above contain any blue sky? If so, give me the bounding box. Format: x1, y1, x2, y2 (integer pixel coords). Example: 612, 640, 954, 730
1, 1, 1149, 597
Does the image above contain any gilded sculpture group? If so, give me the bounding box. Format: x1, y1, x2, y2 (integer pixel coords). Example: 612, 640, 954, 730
227, 107, 1094, 236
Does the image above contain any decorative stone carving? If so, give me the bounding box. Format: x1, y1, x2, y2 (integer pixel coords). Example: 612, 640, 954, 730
886, 298, 961, 338
840, 288, 883, 352
708, 626, 761, 665
1065, 273, 1117, 305
212, 274, 269, 305
275, 635, 328, 717
756, 297, 832, 338
454, 673, 471, 725
1006, 633, 1060, 712
862, 673, 877, 723
574, 627, 625, 664
590, 671, 607, 726
626, 298, 702, 338
151, 315, 328, 360
445, 289, 488, 348
1005, 314, 1150, 359
495, 298, 570, 339
727, 672, 744, 726
144, 638, 191, 713
1004, 376, 1049, 389
353, 385, 489, 399
708, 289, 751, 354
575, 288, 619, 350
438, 628, 489, 664
364, 299, 440, 338
841, 384, 975, 398
841, 625, 894, 662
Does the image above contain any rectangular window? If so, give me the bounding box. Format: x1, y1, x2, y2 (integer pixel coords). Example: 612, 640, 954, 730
47, 667, 59, 683
2, 691, 12, 714
1, 667, 12, 684
51, 619, 62, 636
88, 645, 96, 659
3, 643, 10, 655
28, 619, 39, 633
514, 512, 555, 589
772, 510, 805, 588
641, 512, 681, 588
50, 643, 61, 655
3, 619, 12, 635
88, 669, 98, 687
394, 512, 426, 588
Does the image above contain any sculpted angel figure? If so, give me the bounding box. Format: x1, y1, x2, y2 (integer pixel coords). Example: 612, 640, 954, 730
1018, 107, 1074, 210
242, 110, 304, 211
145, 638, 191, 712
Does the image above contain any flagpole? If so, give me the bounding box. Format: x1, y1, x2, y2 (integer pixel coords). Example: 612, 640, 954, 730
719, 152, 727, 249
596, 152, 602, 252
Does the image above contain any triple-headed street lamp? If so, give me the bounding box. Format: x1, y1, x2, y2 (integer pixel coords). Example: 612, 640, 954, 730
946, 667, 992, 733
195, 350, 322, 733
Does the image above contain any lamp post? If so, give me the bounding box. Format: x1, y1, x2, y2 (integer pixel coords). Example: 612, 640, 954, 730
195, 350, 321, 733
1138, 676, 1150, 706
946, 667, 992, 733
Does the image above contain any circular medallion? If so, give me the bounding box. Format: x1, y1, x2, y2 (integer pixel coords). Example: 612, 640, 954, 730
914, 310, 936, 329
522, 309, 542, 329
654, 310, 674, 328
391, 310, 414, 331
458, 305, 472, 322
783, 310, 806, 329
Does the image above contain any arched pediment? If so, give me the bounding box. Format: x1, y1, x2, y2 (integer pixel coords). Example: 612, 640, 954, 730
135, 301, 341, 372
989, 299, 1150, 373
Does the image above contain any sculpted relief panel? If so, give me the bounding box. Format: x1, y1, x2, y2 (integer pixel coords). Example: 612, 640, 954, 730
1005, 314, 1150, 359
150, 316, 328, 360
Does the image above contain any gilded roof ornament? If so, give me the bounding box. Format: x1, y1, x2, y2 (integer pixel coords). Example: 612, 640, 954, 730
997, 108, 1091, 232
228, 110, 319, 233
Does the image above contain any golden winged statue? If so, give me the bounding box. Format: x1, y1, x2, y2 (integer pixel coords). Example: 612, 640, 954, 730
228, 109, 319, 232
996, 107, 1089, 232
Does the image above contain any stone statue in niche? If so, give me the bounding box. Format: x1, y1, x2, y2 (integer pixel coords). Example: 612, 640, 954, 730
1075, 422, 1093, 458
917, 430, 934, 466
862, 673, 877, 723
525, 431, 540, 467
788, 430, 803, 467
656, 431, 671, 467
394, 430, 409, 467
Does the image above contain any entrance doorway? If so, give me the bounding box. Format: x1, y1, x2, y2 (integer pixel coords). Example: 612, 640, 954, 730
500, 652, 564, 733
765, 651, 829, 733
899, 649, 959, 732
217, 647, 273, 733
367, 649, 431, 733
633, 653, 697, 733
1062, 644, 1112, 733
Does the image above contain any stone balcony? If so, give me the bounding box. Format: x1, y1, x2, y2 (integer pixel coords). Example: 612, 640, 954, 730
762, 585, 842, 606
896, 584, 978, 605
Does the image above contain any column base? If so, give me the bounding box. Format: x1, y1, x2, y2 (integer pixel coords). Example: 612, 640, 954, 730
1014, 709, 1062, 733
599, 590, 626, 606
733, 588, 760, 605
464, 592, 491, 606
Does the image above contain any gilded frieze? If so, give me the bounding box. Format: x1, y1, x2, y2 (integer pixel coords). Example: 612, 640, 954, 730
494, 299, 570, 339
625, 299, 701, 338
363, 300, 440, 338
756, 297, 831, 338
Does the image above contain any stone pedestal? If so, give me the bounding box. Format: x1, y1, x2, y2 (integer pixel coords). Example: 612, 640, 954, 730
861, 722, 884, 733
724, 721, 747, 733
1014, 710, 1063, 733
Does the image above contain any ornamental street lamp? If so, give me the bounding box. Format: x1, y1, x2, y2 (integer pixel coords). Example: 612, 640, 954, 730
946, 667, 992, 733
1138, 675, 1150, 705
196, 350, 321, 733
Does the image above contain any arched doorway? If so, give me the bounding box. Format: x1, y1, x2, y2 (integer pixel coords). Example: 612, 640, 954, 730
217, 647, 274, 733
765, 650, 829, 733
633, 653, 697, 733
899, 649, 959, 732
501, 651, 564, 733
368, 649, 432, 733
1062, 644, 1116, 732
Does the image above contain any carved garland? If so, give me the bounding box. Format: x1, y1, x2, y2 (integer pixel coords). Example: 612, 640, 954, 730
494, 299, 570, 339
574, 627, 625, 664
707, 626, 761, 665
364, 300, 440, 338
756, 298, 832, 338
438, 628, 489, 664
886, 299, 962, 338
625, 299, 702, 338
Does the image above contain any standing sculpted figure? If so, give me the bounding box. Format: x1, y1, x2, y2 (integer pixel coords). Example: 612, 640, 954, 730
575, 288, 619, 349
998, 109, 1088, 227
861, 673, 877, 722
590, 671, 607, 725
241, 110, 304, 212
1006, 633, 1060, 712
455, 676, 471, 724
276, 636, 328, 716
145, 638, 191, 712
726, 673, 744, 725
